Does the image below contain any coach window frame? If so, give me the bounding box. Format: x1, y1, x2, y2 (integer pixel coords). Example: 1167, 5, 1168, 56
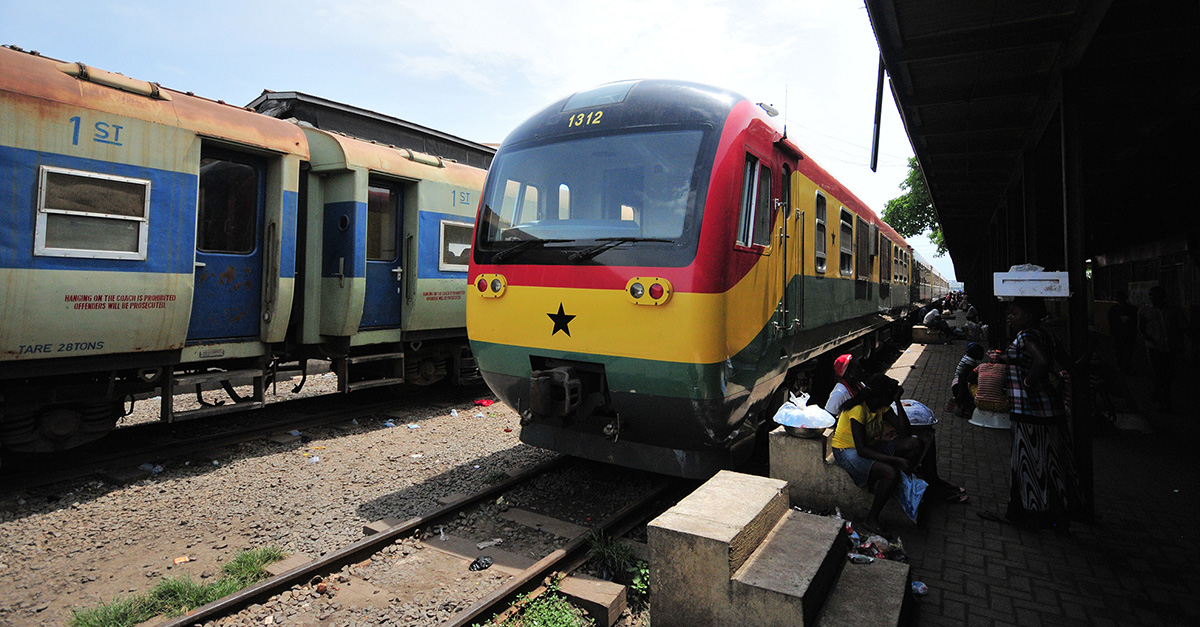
736, 151, 772, 250
814, 192, 827, 273
34, 165, 151, 261
197, 149, 262, 255
838, 207, 854, 277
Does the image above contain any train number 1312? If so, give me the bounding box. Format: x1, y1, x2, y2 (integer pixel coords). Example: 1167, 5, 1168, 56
567, 110, 604, 128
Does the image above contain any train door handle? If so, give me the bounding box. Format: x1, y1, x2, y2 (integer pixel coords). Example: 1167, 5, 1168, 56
334, 257, 345, 288
391, 267, 403, 280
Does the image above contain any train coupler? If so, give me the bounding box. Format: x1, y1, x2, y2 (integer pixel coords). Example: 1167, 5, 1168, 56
529, 366, 582, 419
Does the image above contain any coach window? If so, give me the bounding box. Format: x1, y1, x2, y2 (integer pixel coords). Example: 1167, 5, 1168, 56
35, 166, 150, 260
366, 183, 399, 261
839, 208, 853, 276
780, 165, 791, 218
814, 193, 827, 273
855, 217, 871, 279
737, 153, 772, 248
198, 154, 260, 254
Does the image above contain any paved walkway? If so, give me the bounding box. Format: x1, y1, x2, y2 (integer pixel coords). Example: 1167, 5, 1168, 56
882, 339, 1200, 627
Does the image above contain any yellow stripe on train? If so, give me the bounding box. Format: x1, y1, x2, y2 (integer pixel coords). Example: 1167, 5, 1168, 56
467, 264, 784, 365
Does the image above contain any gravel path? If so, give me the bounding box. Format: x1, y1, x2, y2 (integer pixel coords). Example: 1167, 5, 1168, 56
0, 384, 555, 627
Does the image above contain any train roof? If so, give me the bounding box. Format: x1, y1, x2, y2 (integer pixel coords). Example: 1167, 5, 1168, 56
301, 125, 486, 188
248, 90, 495, 170
0, 46, 307, 158
501, 79, 745, 148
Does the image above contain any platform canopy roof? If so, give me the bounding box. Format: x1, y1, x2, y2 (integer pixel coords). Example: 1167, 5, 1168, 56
865, 0, 1200, 277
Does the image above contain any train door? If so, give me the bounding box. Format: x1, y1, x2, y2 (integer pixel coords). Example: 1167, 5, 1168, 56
188, 149, 265, 342
788, 169, 804, 332
779, 165, 797, 337
359, 182, 404, 329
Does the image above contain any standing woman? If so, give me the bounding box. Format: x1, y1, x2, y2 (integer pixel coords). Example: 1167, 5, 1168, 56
980, 297, 1079, 530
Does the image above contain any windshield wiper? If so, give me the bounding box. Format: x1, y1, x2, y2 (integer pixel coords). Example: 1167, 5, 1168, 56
568, 237, 674, 262
491, 238, 574, 263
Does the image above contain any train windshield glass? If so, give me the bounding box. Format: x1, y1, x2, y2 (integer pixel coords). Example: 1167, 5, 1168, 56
478, 129, 705, 253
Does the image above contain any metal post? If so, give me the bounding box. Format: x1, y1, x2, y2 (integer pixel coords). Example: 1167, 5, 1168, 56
1061, 71, 1094, 521
870, 57, 885, 172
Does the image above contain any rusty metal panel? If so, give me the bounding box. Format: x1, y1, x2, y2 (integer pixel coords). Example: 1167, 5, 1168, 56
0, 47, 307, 160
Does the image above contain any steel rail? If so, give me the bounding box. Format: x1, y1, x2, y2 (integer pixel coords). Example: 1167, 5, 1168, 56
158, 454, 569, 627
442, 478, 684, 627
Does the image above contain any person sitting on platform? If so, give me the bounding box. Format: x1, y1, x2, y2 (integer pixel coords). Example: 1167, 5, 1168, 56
824, 354, 865, 418
832, 374, 966, 534
951, 342, 986, 417
923, 307, 953, 338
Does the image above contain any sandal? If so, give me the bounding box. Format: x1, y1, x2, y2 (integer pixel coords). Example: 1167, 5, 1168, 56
945, 493, 969, 504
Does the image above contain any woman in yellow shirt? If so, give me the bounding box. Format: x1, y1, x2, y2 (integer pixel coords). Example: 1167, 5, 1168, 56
831, 374, 925, 534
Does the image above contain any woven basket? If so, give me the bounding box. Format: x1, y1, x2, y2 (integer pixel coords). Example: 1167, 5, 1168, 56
974, 362, 1010, 412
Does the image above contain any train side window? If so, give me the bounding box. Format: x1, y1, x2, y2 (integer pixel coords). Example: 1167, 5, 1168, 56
753, 163, 772, 247
839, 208, 853, 276
880, 238, 891, 285
366, 184, 399, 261
780, 165, 791, 219
198, 154, 259, 254
35, 166, 150, 260
737, 154, 771, 248
855, 217, 871, 279
814, 193, 827, 273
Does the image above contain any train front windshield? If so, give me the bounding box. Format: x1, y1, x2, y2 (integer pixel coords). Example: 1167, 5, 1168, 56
476, 129, 707, 265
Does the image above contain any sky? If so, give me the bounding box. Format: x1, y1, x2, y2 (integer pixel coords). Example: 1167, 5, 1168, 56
2, 0, 955, 280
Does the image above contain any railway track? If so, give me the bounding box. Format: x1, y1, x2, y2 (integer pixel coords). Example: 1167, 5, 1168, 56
157, 456, 687, 627
0, 382, 491, 493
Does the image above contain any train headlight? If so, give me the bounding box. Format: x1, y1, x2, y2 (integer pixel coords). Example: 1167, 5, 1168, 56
475, 274, 507, 298
625, 277, 672, 306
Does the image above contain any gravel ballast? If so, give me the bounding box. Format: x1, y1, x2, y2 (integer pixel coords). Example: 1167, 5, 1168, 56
0, 383, 556, 627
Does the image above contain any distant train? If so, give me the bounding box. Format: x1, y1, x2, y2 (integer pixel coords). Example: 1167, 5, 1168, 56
0, 46, 485, 457
467, 79, 948, 478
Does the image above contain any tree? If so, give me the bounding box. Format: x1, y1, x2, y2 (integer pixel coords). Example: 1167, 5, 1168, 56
882, 157, 946, 255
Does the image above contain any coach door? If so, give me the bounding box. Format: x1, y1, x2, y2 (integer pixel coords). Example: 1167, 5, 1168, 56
359, 182, 404, 329
187, 150, 265, 342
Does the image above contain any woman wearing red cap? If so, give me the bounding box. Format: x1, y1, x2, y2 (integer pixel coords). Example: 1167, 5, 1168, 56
823, 354, 864, 417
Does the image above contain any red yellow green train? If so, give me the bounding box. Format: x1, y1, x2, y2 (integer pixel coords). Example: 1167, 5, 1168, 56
468, 80, 948, 478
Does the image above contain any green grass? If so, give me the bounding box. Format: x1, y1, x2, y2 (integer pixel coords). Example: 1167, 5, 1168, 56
585, 531, 650, 610
69, 546, 285, 627
509, 593, 595, 626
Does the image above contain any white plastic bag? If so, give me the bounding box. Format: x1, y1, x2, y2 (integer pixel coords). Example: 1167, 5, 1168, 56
773, 392, 835, 429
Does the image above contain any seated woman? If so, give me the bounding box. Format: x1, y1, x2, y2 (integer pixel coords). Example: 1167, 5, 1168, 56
823, 354, 865, 417
832, 374, 965, 533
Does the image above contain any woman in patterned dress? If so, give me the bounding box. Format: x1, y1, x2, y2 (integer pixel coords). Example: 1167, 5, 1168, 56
980, 297, 1079, 530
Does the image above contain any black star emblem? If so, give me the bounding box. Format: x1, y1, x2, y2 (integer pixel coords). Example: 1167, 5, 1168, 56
547, 303, 576, 337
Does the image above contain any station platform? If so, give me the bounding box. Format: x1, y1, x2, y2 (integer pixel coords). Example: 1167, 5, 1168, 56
879, 339, 1200, 626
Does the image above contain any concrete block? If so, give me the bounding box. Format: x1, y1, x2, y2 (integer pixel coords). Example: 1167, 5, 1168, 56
768, 427, 910, 529
648, 471, 789, 627
731, 510, 848, 627
816, 556, 910, 627
911, 325, 948, 344
559, 575, 627, 627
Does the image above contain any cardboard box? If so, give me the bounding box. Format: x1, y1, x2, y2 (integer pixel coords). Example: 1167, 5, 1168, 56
993, 271, 1070, 297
